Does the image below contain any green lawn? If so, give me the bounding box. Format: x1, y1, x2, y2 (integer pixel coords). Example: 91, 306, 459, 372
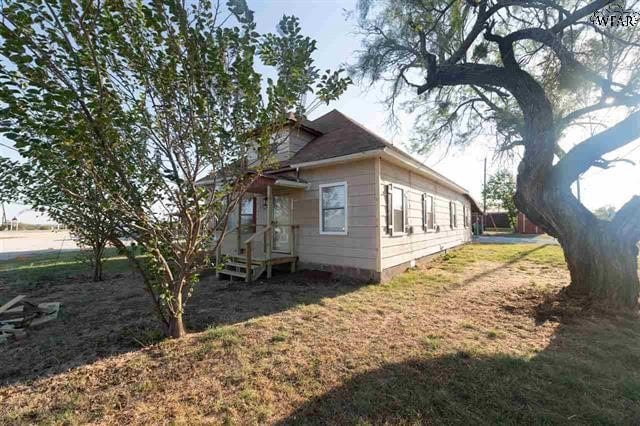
1, 243, 639, 424
0, 248, 132, 290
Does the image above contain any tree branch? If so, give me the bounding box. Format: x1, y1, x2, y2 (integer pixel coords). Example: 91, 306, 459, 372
556, 95, 640, 132
554, 110, 640, 185
505, 28, 628, 97
550, 0, 614, 33
612, 195, 640, 241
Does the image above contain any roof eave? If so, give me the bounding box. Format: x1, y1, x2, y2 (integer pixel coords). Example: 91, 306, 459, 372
290, 148, 472, 198
274, 179, 309, 189
289, 149, 383, 169
380, 148, 469, 194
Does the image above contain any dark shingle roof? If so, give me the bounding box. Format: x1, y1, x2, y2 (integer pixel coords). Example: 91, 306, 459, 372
196, 110, 472, 197
289, 110, 393, 164
290, 110, 474, 197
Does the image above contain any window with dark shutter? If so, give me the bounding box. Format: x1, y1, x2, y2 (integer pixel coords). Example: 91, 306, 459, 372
453, 202, 458, 228
463, 205, 468, 228
424, 194, 434, 230
449, 201, 454, 228
393, 186, 404, 234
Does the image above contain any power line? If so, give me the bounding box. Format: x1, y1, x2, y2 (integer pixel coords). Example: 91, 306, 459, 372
0, 141, 18, 152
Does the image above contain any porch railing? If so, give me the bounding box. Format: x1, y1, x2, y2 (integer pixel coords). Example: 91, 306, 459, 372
243, 225, 272, 282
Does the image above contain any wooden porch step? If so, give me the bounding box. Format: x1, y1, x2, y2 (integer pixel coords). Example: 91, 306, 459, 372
230, 255, 297, 265
227, 256, 265, 265
225, 261, 260, 269
218, 269, 247, 278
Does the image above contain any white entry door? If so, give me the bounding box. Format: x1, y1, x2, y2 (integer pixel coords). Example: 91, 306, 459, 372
273, 196, 291, 253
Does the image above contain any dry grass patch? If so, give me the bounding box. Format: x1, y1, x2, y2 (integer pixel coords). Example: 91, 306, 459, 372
1, 243, 639, 424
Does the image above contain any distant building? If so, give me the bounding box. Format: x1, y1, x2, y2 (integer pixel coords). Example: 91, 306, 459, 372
516, 212, 544, 234
483, 211, 511, 230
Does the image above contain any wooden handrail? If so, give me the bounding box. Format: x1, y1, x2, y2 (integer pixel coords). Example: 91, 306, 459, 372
244, 225, 272, 282
243, 225, 272, 245
240, 224, 299, 282
218, 224, 239, 234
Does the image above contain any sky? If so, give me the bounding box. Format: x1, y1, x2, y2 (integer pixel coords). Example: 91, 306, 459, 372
1, 0, 639, 224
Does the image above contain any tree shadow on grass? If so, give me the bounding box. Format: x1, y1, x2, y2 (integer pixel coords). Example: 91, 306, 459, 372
459, 244, 551, 287
279, 307, 640, 425
185, 268, 368, 331
0, 262, 367, 387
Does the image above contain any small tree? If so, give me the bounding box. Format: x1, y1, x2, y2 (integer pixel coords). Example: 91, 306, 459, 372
0, 0, 349, 338
20, 160, 119, 281
484, 170, 517, 230
593, 205, 616, 221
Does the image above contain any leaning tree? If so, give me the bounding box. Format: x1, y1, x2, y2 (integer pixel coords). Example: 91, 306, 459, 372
355, 0, 640, 307
0, 0, 349, 337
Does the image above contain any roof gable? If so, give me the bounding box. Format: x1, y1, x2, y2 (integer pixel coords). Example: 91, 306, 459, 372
289, 110, 393, 164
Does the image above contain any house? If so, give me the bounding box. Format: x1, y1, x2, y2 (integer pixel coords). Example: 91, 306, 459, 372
208, 110, 481, 282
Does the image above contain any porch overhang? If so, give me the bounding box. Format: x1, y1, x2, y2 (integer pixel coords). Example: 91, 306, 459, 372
195, 172, 308, 193
246, 174, 308, 194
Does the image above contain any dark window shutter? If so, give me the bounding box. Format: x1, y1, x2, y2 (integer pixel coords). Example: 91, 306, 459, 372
422, 194, 426, 230
386, 184, 393, 235
449, 201, 453, 228
433, 197, 436, 228
463, 205, 467, 227
404, 192, 409, 233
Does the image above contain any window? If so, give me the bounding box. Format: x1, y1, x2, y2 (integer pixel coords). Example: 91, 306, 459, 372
393, 187, 404, 234
423, 194, 435, 231
240, 197, 256, 233
320, 182, 347, 234
463, 204, 468, 228
385, 184, 409, 235
449, 201, 457, 228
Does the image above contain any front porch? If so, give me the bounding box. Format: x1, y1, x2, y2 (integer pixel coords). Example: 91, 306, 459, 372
215, 174, 305, 282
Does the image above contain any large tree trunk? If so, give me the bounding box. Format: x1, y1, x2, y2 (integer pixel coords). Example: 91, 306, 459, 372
516, 167, 640, 309
417, 26, 640, 311
561, 229, 640, 307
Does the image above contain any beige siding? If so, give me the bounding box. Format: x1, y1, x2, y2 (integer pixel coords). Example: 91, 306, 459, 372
292, 159, 378, 270
379, 160, 471, 270
286, 128, 315, 158
217, 160, 378, 272
247, 126, 315, 165
216, 156, 470, 279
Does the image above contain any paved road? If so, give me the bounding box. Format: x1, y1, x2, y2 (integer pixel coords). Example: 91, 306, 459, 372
0, 231, 80, 260
473, 234, 559, 245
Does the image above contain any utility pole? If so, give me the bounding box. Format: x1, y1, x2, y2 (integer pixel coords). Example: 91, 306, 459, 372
482, 157, 487, 233
576, 175, 582, 202
1, 202, 5, 230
